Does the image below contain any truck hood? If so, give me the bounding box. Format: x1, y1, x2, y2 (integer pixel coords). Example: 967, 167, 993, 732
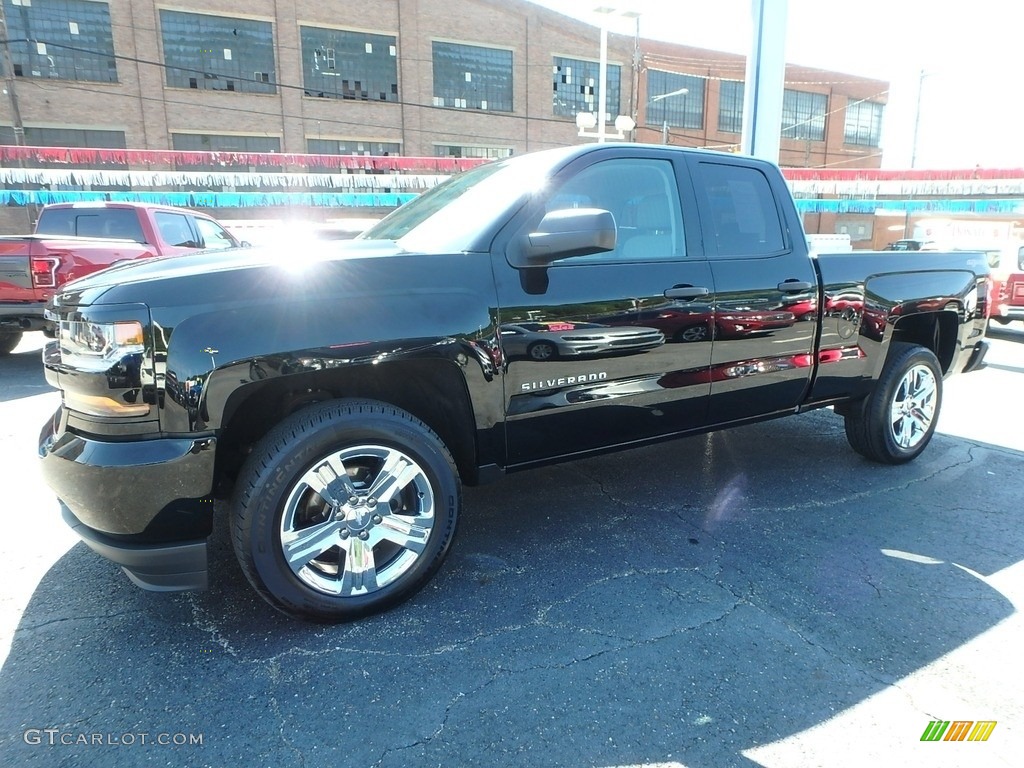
60, 239, 407, 296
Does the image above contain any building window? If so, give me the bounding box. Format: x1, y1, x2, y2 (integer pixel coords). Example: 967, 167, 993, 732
646, 70, 705, 130
431, 41, 512, 112
844, 99, 884, 146
718, 80, 744, 133
836, 217, 874, 241
1, 0, 117, 82
0, 125, 126, 189
307, 139, 401, 156
781, 89, 827, 141
300, 27, 398, 101
0, 125, 126, 172
159, 10, 276, 94
551, 56, 620, 119
435, 145, 512, 159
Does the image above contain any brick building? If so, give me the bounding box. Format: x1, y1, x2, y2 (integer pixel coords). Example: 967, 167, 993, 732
0, 0, 888, 233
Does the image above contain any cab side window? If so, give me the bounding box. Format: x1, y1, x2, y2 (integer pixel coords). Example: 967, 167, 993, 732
544, 158, 685, 262
155, 212, 198, 248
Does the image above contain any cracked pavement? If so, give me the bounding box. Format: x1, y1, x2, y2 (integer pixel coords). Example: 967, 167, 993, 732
1, 328, 1023, 767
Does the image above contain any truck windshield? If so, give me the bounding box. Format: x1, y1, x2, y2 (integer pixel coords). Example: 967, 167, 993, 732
361, 151, 563, 253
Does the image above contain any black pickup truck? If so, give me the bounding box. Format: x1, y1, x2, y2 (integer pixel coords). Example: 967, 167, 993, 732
38, 144, 990, 622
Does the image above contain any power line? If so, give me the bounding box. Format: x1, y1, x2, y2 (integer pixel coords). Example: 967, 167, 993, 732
1, 28, 885, 159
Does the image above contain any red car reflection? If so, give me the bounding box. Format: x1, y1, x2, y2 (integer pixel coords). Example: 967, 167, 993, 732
627, 305, 796, 343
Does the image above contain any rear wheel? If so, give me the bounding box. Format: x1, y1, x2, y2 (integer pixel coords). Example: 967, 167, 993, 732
232, 399, 460, 622
844, 342, 942, 464
0, 330, 23, 356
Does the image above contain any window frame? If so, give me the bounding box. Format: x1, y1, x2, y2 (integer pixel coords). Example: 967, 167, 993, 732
781, 89, 827, 142
844, 99, 884, 147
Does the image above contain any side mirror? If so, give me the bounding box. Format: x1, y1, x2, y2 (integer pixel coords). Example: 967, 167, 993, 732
520, 208, 616, 265
240, 240, 252, 248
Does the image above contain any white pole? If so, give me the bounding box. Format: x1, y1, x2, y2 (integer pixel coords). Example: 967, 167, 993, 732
597, 24, 609, 143
741, 0, 788, 162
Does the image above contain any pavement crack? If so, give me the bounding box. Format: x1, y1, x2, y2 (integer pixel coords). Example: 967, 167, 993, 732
15, 611, 138, 632
184, 594, 239, 658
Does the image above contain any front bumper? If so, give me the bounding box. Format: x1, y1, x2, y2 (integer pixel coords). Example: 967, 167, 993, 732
39, 408, 216, 590
962, 340, 989, 373
61, 503, 207, 591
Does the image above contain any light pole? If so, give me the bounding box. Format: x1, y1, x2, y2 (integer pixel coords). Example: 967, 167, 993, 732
575, 5, 639, 143
910, 69, 936, 169
647, 87, 689, 144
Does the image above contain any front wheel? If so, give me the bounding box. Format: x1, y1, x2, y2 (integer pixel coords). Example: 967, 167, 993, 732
231, 400, 460, 622
843, 342, 942, 464
528, 341, 557, 361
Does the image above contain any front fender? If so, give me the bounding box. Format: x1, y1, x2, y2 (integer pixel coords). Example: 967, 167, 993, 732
157, 291, 500, 434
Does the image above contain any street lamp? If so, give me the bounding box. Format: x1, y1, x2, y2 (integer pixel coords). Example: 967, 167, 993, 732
647, 87, 689, 144
575, 5, 639, 143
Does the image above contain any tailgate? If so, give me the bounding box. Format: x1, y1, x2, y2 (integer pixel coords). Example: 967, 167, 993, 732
1008, 273, 1024, 305
0, 240, 37, 302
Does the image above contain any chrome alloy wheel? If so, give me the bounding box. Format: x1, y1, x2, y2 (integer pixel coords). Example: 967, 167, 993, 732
279, 445, 435, 597
888, 363, 938, 450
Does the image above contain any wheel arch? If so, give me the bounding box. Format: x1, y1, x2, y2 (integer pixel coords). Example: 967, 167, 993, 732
214, 358, 482, 493
889, 308, 960, 375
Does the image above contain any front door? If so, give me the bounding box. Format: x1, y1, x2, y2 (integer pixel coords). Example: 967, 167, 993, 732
492, 149, 716, 466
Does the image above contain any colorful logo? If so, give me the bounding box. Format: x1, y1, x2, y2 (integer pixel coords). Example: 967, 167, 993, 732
920, 720, 997, 742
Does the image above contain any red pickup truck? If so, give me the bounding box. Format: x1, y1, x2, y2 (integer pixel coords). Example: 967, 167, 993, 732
0, 202, 243, 353
989, 245, 1024, 325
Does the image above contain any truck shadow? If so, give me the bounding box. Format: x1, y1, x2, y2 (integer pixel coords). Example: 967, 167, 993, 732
0, 347, 54, 403
2, 410, 1020, 766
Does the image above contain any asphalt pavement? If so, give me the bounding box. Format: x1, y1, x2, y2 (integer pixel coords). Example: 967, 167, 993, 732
1, 328, 1022, 767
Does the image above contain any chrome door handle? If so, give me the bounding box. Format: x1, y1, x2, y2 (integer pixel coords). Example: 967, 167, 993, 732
664, 286, 710, 299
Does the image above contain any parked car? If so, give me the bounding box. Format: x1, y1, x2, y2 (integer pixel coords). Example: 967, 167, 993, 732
884, 239, 936, 251
0, 202, 243, 353
39, 143, 990, 622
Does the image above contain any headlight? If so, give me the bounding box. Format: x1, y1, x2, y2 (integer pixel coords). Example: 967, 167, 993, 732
57, 319, 151, 417
60, 320, 145, 372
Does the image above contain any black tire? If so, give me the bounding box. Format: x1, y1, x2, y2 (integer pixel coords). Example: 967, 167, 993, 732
231, 399, 460, 622
0, 330, 23, 356
844, 342, 942, 464
528, 341, 557, 361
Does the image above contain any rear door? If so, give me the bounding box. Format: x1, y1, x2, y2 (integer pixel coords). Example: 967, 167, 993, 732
687, 156, 819, 423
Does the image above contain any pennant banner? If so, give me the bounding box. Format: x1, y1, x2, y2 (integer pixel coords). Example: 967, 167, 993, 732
0, 167, 446, 191
0, 144, 488, 172
0, 190, 418, 208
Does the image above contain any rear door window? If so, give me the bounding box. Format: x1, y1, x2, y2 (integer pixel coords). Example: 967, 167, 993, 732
692, 161, 786, 258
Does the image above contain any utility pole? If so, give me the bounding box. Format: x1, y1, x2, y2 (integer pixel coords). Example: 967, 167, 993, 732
0, 2, 26, 147
0, 3, 34, 231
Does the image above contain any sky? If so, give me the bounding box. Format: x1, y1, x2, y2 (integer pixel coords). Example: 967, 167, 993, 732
532, 0, 1024, 169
